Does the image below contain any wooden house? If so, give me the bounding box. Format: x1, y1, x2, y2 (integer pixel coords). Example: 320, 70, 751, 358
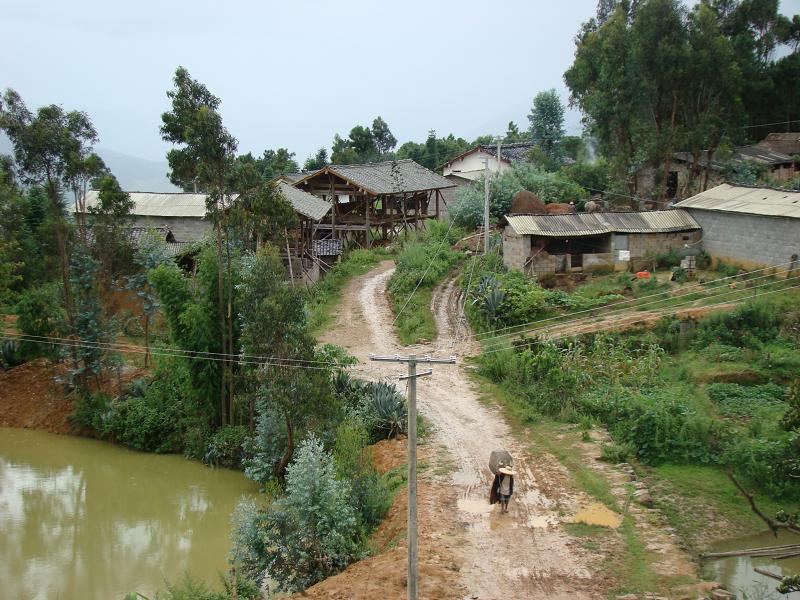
292, 159, 455, 248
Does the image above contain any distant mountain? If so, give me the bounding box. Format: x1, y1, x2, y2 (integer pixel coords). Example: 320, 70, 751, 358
0, 134, 179, 192
95, 148, 180, 193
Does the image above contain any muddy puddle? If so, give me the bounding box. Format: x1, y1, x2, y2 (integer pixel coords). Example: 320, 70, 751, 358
571, 502, 622, 528
701, 531, 800, 598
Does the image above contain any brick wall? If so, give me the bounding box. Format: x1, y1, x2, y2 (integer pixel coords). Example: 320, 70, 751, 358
684, 209, 800, 268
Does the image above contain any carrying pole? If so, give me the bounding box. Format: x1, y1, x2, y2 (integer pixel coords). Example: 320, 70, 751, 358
369, 353, 456, 600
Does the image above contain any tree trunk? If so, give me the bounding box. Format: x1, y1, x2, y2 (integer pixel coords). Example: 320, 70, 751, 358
214, 200, 228, 426
274, 413, 294, 480
225, 207, 235, 425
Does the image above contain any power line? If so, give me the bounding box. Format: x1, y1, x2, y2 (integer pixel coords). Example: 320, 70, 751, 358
480, 269, 795, 352
480, 276, 800, 354
0, 332, 339, 366
742, 119, 800, 130
466, 260, 794, 343
2, 333, 338, 371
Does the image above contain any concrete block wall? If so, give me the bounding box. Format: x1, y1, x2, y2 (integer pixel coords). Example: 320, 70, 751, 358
132, 215, 212, 242
627, 230, 701, 258
502, 228, 530, 272
685, 209, 800, 268
583, 253, 614, 271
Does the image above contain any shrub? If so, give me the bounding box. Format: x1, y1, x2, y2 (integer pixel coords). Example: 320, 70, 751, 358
205, 425, 250, 468
14, 283, 64, 361
233, 436, 363, 592
652, 249, 681, 269
600, 442, 632, 463
333, 420, 391, 531
1, 338, 23, 368
694, 301, 780, 349
715, 260, 741, 277
70, 392, 113, 433
695, 251, 711, 270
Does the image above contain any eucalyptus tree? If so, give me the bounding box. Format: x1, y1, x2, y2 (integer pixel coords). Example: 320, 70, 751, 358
161, 66, 238, 424
0, 89, 101, 365
303, 147, 329, 171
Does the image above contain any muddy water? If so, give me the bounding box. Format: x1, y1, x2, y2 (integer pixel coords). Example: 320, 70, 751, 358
702, 531, 800, 598
0, 427, 258, 600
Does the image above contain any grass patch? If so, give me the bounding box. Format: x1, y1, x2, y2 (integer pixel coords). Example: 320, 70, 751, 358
388, 221, 465, 345
645, 463, 799, 553
308, 247, 392, 335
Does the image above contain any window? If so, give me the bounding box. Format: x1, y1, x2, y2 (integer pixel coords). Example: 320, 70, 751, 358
614, 234, 629, 251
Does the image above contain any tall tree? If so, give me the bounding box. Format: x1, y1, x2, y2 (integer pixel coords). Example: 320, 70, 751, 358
88, 174, 135, 284
371, 116, 397, 156
0, 89, 100, 366
161, 66, 238, 425
303, 148, 329, 171
528, 89, 566, 163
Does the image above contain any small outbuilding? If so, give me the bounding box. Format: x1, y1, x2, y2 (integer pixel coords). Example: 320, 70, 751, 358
503, 210, 701, 276
674, 183, 800, 268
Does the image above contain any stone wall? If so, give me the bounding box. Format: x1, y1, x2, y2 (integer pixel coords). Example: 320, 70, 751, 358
131, 215, 212, 242
502, 228, 530, 271
684, 209, 800, 268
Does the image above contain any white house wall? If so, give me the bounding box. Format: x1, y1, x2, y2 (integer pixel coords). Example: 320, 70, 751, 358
443, 151, 507, 180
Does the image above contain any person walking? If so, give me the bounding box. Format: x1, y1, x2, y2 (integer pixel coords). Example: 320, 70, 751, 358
490, 463, 516, 513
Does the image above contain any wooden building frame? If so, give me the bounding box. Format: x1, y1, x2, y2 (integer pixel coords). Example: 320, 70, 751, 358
293, 159, 455, 249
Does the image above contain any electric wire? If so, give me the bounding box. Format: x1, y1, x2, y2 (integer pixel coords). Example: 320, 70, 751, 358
479, 276, 800, 355
2, 332, 338, 370
0, 332, 341, 366
465, 260, 795, 343
479, 269, 796, 352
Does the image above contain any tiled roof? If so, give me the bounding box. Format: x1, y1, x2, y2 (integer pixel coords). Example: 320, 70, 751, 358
481, 142, 536, 163
277, 181, 331, 221
82, 191, 208, 218
296, 159, 455, 195
675, 183, 800, 219
505, 210, 699, 237
673, 145, 796, 170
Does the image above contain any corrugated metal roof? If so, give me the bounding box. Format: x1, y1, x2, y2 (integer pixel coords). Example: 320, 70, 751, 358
297, 159, 455, 195
675, 184, 800, 219
506, 210, 699, 237
596, 210, 700, 233
277, 181, 331, 221
82, 190, 208, 218
735, 145, 795, 165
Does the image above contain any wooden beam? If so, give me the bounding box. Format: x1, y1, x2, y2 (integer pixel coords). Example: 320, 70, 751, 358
365, 195, 371, 249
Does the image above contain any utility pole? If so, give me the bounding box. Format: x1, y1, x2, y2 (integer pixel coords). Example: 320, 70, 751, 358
369, 353, 456, 600
496, 135, 503, 175
482, 158, 490, 254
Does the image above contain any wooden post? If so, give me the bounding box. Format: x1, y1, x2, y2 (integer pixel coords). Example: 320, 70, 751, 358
402, 193, 408, 239
329, 174, 337, 240
285, 228, 295, 286
435, 189, 440, 219
406, 355, 418, 600
365, 195, 371, 249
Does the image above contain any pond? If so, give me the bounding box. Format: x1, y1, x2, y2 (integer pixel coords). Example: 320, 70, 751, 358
0, 427, 258, 600
702, 530, 800, 599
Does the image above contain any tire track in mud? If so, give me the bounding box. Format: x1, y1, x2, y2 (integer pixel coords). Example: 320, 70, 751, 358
320, 262, 600, 599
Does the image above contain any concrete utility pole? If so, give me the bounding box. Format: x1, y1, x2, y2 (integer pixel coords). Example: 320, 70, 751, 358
369, 353, 456, 600
482, 158, 490, 254
496, 135, 503, 174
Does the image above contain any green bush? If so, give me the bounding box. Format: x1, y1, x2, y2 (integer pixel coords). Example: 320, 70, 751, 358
150, 573, 261, 600
1, 338, 23, 368
14, 283, 64, 361
232, 436, 364, 593
695, 251, 712, 270
205, 425, 250, 468
725, 434, 800, 499
715, 260, 741, 277
600, 442, 633, 463
107, 358, 191, 453
70, 392, 113, 432
694, 301, 780, 349
333, 420, 391, 531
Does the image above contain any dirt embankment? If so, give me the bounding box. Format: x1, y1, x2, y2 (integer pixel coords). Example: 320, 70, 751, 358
0, 359, 75, 433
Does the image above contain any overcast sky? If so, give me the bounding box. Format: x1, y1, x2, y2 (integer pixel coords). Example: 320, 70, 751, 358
3, 0, 799, 165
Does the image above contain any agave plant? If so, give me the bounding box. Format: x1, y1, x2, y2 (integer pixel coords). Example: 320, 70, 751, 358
370, 381, 407, 439
482, 287, 506, 322
1, 339, 23, 368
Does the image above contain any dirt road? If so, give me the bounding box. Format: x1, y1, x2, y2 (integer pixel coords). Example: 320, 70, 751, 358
321, 262, 601, 599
